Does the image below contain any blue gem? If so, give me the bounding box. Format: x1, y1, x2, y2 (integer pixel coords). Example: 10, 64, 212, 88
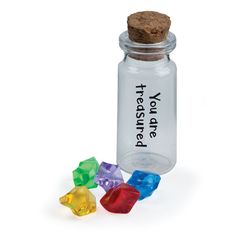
127, 170, 161, 200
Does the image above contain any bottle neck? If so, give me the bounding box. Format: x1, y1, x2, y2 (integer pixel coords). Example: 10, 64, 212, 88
119, 31, 176, 64
124, 54, 170, 68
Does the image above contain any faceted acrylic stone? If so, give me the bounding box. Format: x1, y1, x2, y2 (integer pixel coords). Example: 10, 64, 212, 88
59, 186, 96, 216
127, 170, 161, 200
100, 183, 140, 214
73, 157, 99, 189
94, 162, 124, 192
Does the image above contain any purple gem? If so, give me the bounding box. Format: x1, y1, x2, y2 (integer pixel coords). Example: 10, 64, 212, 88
94, 162, 124, 192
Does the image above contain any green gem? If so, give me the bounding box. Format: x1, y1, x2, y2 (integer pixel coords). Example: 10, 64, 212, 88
73, 157, 99, 189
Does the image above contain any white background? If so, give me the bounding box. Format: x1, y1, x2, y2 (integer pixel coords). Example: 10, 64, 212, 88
0, 0, 236, 235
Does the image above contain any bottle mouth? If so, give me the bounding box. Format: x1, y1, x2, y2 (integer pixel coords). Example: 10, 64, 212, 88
119, 31, 176, 56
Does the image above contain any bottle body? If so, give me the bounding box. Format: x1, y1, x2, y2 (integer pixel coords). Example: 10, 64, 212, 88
117, 56, 176, 174
117, 31, 177, 174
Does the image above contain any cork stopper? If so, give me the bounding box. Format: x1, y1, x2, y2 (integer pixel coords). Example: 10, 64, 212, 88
128, 11, 171, 44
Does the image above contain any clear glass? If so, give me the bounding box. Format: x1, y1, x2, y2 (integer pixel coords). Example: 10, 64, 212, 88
117, 31, 177, 175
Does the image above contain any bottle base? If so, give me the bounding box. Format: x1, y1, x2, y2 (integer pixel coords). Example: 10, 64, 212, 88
117, 151, 176, 175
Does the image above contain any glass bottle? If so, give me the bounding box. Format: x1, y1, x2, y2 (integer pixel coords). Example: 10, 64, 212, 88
117, 31, 177, 175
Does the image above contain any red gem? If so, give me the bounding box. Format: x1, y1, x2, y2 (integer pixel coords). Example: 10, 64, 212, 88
100, 183, 140, 214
